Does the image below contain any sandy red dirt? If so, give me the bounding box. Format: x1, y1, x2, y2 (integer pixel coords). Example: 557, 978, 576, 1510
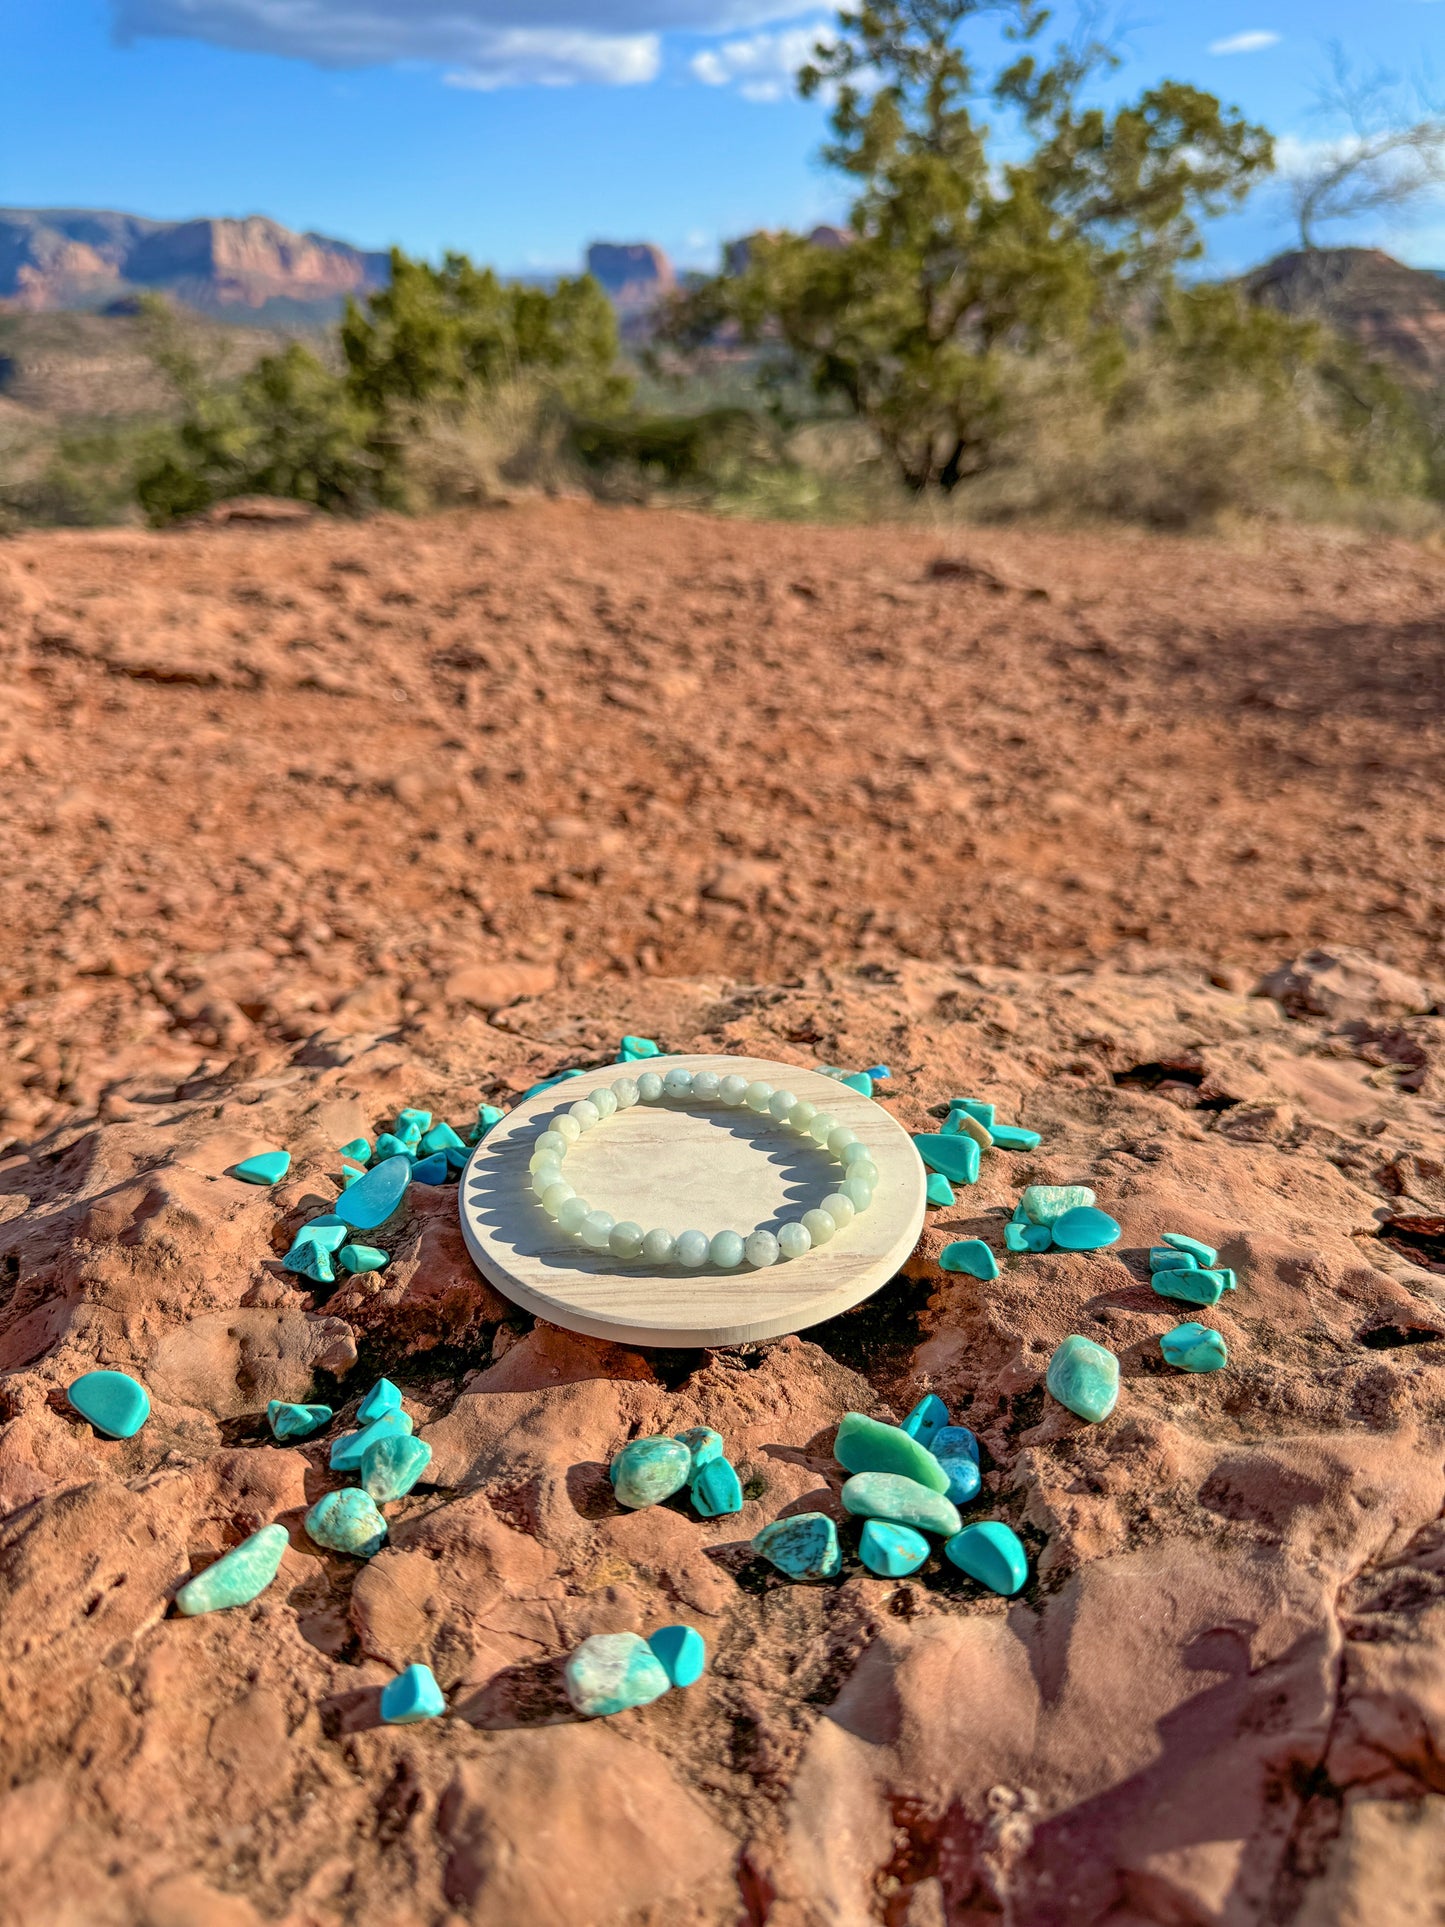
0, 504, 1444, 1925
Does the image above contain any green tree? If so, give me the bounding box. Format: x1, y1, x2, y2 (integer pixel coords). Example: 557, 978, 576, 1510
663, 1, 1276, 490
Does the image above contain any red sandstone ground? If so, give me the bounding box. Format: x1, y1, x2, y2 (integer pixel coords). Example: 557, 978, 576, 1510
1, 503, 1444, 1927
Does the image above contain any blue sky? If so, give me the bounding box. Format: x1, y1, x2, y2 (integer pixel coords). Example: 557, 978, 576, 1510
2, 0, 1443, 275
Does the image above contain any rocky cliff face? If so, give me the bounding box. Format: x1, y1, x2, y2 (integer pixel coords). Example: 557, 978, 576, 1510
1247, 247, 1445, 385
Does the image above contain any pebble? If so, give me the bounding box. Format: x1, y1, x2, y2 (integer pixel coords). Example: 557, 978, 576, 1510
1162, 1231, 1218, 1267
1046, 1335, 1120, 1422
395, 1108, 432, 1142
281, 1216, 348, 1284
336, 1154, 412, 1231
373, 1133, 414, 1162
444, 1143, 472, 1175
940, 1238, 1001, 1280
690, 1458, 744, 1517
951, 1099, 995, 1127
945, 1110, 993, 1150
1050, 1206, 1122, 1252
859, 1520, 931, 1577
1160, 1323, 1229, 1373
864, 1064, 891, 1080
380, 1662, 446, 1724
67, 1369, 150, 1439
610, 1436, 691, 1509
914, 1134, 981, 1185
175, 1524, 288, 1616
305, 1488, 388, 1557
1150, 1247, 1198, 1271
674, 1426, 724, 1472
925, 1172, 956, 1208
234, 1150, 291, 1186
1152, 1268, 1228, 1306
338, 1137, 372, 1165
841, 1472, 962, 1538
361, 1433, 433, 1502
418, 1121, 465, 1158
752, 1512, 842, 1580
1017, 1184, 1095, 1226
357, 1377, 402, 1423
901, 1394, 949, 1446
647, 1624, 707, 1688
834, 1412, 950, 1493
620, 1035, 661, 1060
932, 1426, 982, 1506
330, 1407, 413, 1472
564, 1632, 672, 1716
944, 1521, 1028, 1595
989, 1124, 1042, 1150
337, 1243, 388, 1274
471, 1102, 505, 1141
412, 1153, 450, 1185
267, 1400, 332, 1441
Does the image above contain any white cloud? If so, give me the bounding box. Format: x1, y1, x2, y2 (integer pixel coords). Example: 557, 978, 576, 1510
1209, 30, 1281, 55
444, 30, 659, 89
690, 24, 827, 101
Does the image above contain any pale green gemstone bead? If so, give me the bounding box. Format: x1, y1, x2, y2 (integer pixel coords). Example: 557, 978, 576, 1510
778, 1220, 812, 1259
710, 1230, 745, 1267
531, 1160, 564, 1194
663, 1067, 694, 1098
589, 1087, 619, 1119
676, 1230, 709, 1267
691, 1070, 721, 1101
848, 1158, 880, 1188
534, 1131, 568, 1163
788, 1101, 819, 1131
718, 1075, 749, 1106
580, 1210, 615, 1250
820, 1191, 855, 1229
569, 1100, 601, 1131
637, 1071, 664, 1102
541, 1181, 575, 1218
557, 1196, 591, 1235
609, 1220, 644, 1259
827, 1126, 860, 1158
744, 1229, 780, 1268
641, 1228, 675, 1263
553, 1115, 582, 1146
840, 1140, 870, 1166
768, 1089, 798, 1122
611, 1076, 640, 1108
744, 1081, 774, 1112
802, 1207, 837, 1245
808, 1113, 838, 1145
841, 1175, 873, 1213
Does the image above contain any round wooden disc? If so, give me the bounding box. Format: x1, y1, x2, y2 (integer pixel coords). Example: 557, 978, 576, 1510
458, 1055, 926, 1348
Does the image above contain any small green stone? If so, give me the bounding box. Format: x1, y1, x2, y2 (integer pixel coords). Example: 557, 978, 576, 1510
395, 1108, 432, 1140
381, 1662, 446, 1723
1046, 1335, 1120, 1423
1150, 1247, 1199, 1271
647, 1624, 706, 1688
837, 1071, 874, 1096
373, 1133, 414, 1162
357, 1377, 403, 1423
360, 1432, 433, 1501
950, 1099, 995, 1128
330, 1407, 413, 1471
834, 1413, 950, 1493
305, 1488, 387, 1557
914, 1134, 981, 1185
901, 1394, 949, 1446
1151, 1267, 1227, 1307
925, 1172, 956, 1208
336, 1154, 412, 1231
945, 1520, 1028, 1595
337, 1243, 388, 1274
470, 1102, 506, 1143
610, 1436, 691, 1509
1004, 1222, 1030, 1253
1051, 1206, 1121, 1252
417, 1121, 465, 1157
690, 1457, 743, 1517
858, 1520, 930, 1577
840, 1472, 962, 1538
412, 1152, 449, 1184
673, 1426, 724, 1472
1018, 1184, 1095, 1226
939, 1238, 1000, 1280
443, 1143, 471, 1174
1161, 1231, 1218, 1267
176, 1524, 288, 1615
1160, 1323, 1229, 1373
620, 1035, 661, 1060
989, 1124, 1042, 1150
564, 1632, 671, 1715
338, 1137, 371, 1165
933, 1426, 982, 1505
752, 1512, 841, 1580
66, 1369, 150, 1439
234, 1150, 291, 1186
281, 1217, 346, 1283
267, 1400, 332, 1441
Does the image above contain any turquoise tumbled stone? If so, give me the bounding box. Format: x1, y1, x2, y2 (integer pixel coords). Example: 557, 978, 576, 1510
834, 1413, 950, 1494
373, 1134, 413, 1161
752, 1512, 841, 1580
925, 1172, 956, 1208
1152, 1267, 1227, 1307
472, 1102, 505, 1141
520, 1069, 586, 1100
674, 1425, 724, 1472
1051, 1206, 1122, 1252
305, 1488, 387, 1556
267, 1400, 331, 1441
914, 1134, 980, 1185
381, 1662, 446, 1724
1160, 1323, 1229, 1373
1005, 1222, 1029, 1253
940, 1239, 1001, 1280
990, 1124, 1042, 1150
1046, 1335, 1120, 1423
945, 1521, 1028, 1595
950, 1099, 995, 1128
901, 1394, 949, 1446
176, 1523, 288, 1615
361, 1432, 432, 1501
330, 1407, 413, 1471
443, 1144, 471, 1174
338, 1137, 371, 1166
234, 1150, 290, 1186
859, 1520, 930, 1578
1162, 1231, 1217, 1267
864, 1064, 891, 1080
1018, 1184, 1095, 1226
841, 1472, 962, 1538
411, 1153, 449, 1185
357, 1377, 402, 1424
396, 1108, 432, 1138
610, 1436, 691, 1509
647, 1624, 706, 1688
336, 1154, 412, 1231
620, 1036, 661, 1060
337, 1243, 388, 1274
838, 1071, 873, 1096
67, 1369, 150, 1439
933, 1426, 982, 1506
1150, 1247, 1199, 1271
417, 1121, 465, 1157
281, 1219, 346, 1283
565, 1632, 671, 1716
690, 1457, 743, 1518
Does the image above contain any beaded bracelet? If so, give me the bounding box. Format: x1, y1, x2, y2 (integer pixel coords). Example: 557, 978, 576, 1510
526, 1068, 881, 1269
